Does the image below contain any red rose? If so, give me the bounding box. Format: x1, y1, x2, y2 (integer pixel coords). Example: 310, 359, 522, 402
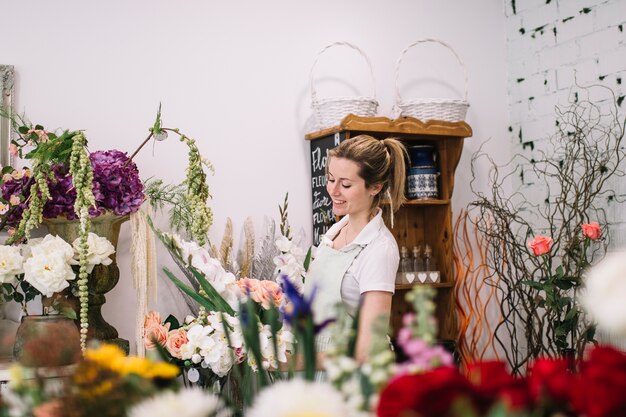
581, 222, 602, 240
467, 361, 532, 412
572, 346, 626, 417
528, 357, 573, 405
528, 235, 553, 256
377, 367, 476, 417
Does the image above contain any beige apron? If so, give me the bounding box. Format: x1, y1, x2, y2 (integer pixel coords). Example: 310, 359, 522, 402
304, 241, 364, 352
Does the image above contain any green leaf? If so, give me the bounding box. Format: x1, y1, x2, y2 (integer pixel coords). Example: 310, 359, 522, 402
164, 314, 181, 330
554, 280, 574, 290
189, 266, 235, 316
555, 265, 564, 278
17, 126, 29, 134
163, 268, 219, 312
14, 292, 24, 303
60, 306, 77, 320
585, 326, 597, 342
34, 124, 44, 130
303, 246, 312, 272
565, 307, 578, 321
521, 280, 544, 290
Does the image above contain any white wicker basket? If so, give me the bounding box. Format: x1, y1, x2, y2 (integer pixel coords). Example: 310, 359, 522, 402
310, 41, 379, 131
394, 38, 469, 122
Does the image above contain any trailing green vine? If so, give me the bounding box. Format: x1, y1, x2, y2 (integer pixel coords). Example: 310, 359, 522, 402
69, 132, 97, 351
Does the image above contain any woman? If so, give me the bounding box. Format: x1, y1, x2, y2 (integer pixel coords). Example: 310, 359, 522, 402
304, 134, 407, 362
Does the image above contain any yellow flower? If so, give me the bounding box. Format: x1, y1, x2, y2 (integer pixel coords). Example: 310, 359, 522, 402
83, 343, 178, 380
84, 344, 126, 369
144, 362, 179, 379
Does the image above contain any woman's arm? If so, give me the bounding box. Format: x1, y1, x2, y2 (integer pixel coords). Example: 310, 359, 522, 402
355, 290, 392, 362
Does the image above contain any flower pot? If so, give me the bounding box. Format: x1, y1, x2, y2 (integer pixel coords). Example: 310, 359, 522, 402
13, 315, 81, 367
43, 212, 130, 354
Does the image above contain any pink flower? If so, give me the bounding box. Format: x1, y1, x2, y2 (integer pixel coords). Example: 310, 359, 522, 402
165, 328, 188, 359
237, 278, 284, 309
8, 144, 18, 156
581, 222, 601, 240
32, 400, 63, 417
528, 235, 553, 256
144, 311, 170, 350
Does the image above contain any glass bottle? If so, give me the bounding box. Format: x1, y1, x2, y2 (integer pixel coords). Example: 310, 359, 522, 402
423, 244, 437, 271
399, 246, 412, 273
412, 245, 423, 272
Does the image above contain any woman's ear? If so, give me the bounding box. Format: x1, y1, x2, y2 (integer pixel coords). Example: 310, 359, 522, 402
370, 183, 383, 196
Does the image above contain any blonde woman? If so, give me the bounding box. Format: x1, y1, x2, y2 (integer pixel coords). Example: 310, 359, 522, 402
304, 134, 407, 362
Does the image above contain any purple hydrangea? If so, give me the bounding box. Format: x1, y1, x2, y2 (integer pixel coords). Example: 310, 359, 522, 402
89, 150, 144, 216
1, 174, 32, 226
3, 150, 144, 221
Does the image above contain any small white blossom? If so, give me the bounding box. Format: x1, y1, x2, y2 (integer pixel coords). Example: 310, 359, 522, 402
275, 235, 293, 253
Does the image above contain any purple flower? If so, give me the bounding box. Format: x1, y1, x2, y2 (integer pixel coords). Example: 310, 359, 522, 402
1, 174, 32, 226
4, 150, 144, 221
89, 150, 144, 216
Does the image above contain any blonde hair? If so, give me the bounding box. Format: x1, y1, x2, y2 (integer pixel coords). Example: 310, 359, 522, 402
327, 135, 407, 226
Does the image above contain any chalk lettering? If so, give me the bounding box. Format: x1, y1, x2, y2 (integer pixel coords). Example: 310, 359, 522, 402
311, 175, 327, 188
312, 190, 331, 210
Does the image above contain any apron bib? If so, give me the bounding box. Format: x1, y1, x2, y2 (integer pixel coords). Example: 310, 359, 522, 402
304, 242, 364, 352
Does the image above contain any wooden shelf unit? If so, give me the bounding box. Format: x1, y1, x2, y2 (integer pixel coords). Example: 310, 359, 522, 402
306, 114, 472, 344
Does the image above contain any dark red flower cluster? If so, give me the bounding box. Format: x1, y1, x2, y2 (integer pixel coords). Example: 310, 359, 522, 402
377, 345, 626, 417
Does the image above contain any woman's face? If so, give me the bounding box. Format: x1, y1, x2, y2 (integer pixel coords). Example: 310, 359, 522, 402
326, 157, 378, 219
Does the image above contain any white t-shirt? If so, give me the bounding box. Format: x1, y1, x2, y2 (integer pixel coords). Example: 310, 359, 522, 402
318, 209, 399, 311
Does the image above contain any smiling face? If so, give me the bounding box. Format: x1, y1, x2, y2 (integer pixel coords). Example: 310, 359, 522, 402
326, 157, 381, 219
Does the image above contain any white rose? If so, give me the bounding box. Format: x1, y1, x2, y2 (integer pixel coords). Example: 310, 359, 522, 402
30, 235, 75, 261
0, 245, 24, 285
23, 252, 76, 297
72, 233, 115, 273
275, 235, 293, 253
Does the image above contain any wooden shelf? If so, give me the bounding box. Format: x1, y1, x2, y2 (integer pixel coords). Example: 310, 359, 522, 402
305, 114, 473, 140
404, 199, 450, 206
395, 282, 454, 290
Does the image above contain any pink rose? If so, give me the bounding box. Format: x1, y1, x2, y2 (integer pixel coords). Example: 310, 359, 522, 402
8, 144, 18, 157
144, 311, 170, 350
259, 280, 284, 308
237, 278, 283, 309
165, 328, 188, 359
581, 222, 601, 240
528, 235, 553, 256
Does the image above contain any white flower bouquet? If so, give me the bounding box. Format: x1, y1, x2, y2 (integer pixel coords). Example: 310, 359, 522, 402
0, 233, 114, 316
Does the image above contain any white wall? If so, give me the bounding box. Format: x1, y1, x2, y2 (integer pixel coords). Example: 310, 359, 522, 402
504, 0, 626, 239
1, 0, 511, 352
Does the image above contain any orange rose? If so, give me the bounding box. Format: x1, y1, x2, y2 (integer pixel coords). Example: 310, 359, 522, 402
581, 222, 601, 240
144, 311, 170, 350
165, 328, 188, 359
528, 235, 553, 256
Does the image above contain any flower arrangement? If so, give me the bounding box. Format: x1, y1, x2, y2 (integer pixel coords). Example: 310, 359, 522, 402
143, 229, 298, 392
523, 221, 604, 353
0, 233, 114, 316
467, 87, 625, 371
376, 344, 626, 417
1, 344, 181, 417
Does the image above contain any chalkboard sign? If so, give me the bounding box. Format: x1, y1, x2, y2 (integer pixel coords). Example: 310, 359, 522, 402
309, 132, 346, 245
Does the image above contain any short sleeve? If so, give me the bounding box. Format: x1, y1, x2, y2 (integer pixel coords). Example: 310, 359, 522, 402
353, 234, 399, 294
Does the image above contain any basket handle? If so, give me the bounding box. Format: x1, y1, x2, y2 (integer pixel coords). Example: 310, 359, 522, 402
394, 38, 468, 104
309, 41, 377, 106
